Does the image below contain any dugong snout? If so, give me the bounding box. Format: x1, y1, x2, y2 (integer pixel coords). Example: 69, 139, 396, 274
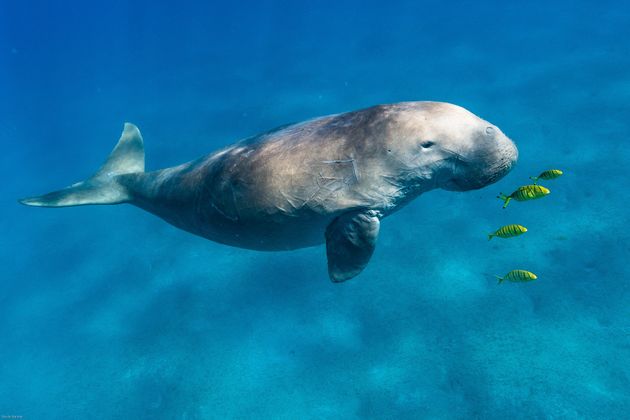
443, 131, 518, 191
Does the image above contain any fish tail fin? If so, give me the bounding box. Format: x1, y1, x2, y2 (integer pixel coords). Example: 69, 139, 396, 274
488, 234, 494, 241
496, 193, 511, 209
19, 123, 144, 207
529, 176, 538, 185
494, 275, 504, 284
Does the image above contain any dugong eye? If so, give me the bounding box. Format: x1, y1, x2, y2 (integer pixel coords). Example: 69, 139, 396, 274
485, 126, 496, 136
420, 140, 434, 149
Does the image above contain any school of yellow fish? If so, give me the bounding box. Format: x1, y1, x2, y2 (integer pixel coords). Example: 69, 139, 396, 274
492, 169, 563, 284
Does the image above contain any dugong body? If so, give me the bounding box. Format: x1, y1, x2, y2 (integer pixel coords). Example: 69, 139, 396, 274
21, 102, 518, 281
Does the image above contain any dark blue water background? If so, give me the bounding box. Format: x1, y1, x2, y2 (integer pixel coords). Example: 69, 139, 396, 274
1, 0, 629, 418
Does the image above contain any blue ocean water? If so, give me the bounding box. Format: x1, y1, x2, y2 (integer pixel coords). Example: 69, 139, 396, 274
1, 0, 629, 418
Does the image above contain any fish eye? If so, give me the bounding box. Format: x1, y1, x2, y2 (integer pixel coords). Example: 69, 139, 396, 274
420, 140, 434, 149
485, 126, 495, 136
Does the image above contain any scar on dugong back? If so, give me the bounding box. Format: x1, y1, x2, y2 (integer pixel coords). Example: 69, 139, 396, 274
20, 102, 518, 282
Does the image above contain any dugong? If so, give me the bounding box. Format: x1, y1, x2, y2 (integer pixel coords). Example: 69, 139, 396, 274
20, 102, 518, 282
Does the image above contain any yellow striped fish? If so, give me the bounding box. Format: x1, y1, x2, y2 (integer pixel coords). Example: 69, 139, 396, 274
497, 185, 550, 208
530, 169, 563, 184
495, 270, 538, 284
488, 224, 527, 240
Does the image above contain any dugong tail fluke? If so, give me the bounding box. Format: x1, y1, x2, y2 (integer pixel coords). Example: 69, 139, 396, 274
19, 123, 144, 207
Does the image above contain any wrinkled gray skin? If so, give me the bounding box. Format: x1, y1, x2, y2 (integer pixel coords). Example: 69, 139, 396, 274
124, 102, 517, 247
21, 102, 518, 282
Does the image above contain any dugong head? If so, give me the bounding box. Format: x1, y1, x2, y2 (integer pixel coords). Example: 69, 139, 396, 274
390, 102, 518, 191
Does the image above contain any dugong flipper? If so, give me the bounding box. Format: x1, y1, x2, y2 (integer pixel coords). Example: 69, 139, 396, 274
326, 210, 381, 282
20, 102, 518, 282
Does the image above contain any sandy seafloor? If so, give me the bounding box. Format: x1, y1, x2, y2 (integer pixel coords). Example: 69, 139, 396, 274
1, 0, 629, 418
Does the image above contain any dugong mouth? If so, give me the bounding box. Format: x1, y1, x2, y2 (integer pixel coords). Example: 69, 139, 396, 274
442, 140, 518, 191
